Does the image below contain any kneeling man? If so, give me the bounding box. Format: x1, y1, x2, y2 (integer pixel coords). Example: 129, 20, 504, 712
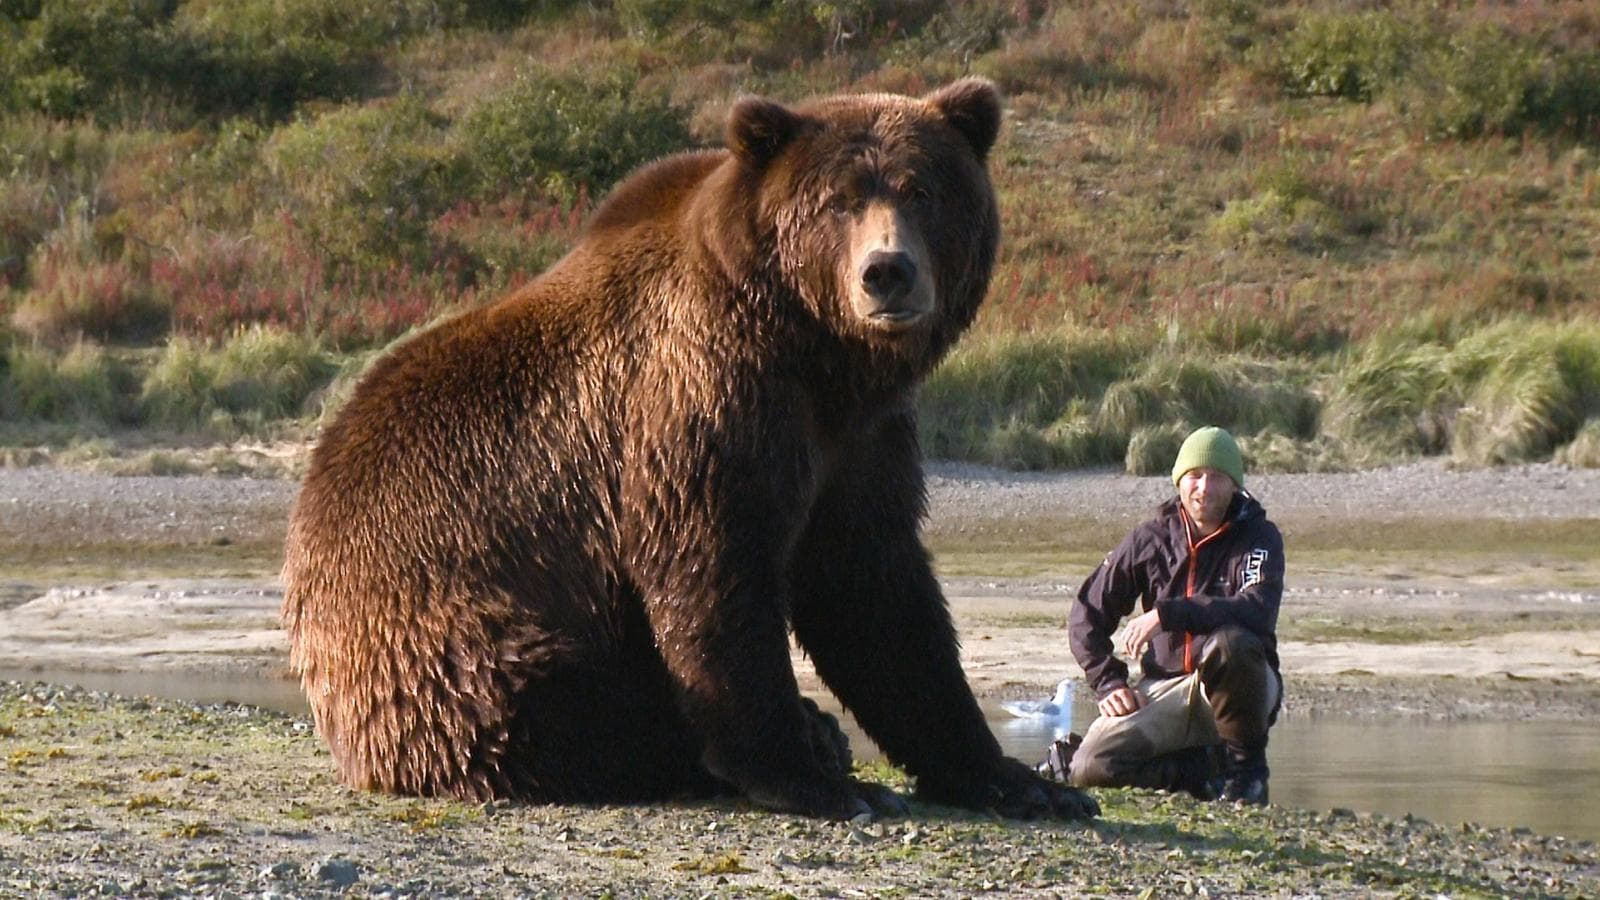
1063, 426, 1283, 804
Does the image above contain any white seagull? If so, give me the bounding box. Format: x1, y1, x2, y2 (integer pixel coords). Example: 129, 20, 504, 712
999, 677, 1076, 721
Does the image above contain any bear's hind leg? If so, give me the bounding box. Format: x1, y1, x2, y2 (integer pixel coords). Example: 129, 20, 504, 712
502, 650, 720, 804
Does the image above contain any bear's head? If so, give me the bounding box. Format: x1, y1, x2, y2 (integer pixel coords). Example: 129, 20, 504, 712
705, 79, 1002, 367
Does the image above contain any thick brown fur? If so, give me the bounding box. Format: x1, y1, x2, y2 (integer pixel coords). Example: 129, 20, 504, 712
282, 79, 1097, 820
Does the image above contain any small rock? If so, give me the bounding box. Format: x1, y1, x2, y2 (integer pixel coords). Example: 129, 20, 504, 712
260, 861, 300, 881
312, 858, 359, 887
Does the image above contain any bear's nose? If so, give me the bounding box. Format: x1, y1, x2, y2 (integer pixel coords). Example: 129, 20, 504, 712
859, 249, 917, 303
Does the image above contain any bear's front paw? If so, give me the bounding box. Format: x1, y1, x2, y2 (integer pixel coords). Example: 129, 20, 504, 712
851, 779, 909, 819
1035, 777, 1100, 820
743, 775, 882, 820
740, 773, 908, 821
986, 756, 1099, 820
916, 756, 1099, 821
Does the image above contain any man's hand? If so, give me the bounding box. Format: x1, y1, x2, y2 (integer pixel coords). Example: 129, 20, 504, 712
1097, 608, 1162, 719
1121, 608, 1162, 660
1097, 685, 1146, 717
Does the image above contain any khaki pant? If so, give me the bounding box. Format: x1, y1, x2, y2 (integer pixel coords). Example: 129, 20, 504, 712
1068, 626, 1281, 792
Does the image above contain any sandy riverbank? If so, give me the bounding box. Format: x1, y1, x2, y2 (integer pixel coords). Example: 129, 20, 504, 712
1, 574, 1599, 722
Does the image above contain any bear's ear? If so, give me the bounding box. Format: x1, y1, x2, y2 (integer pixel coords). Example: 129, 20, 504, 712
727, 96, 803, 167
926, 78, 1002, 162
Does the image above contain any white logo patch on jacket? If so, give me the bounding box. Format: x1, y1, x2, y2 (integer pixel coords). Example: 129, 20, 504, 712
1242, 548, 1270, 588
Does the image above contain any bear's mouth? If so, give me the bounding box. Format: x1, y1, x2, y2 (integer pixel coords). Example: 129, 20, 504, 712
864, 308, 927, 331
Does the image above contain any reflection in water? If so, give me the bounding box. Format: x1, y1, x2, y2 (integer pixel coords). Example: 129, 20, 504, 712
986, 697, 1600, 844
5, 669, 1596, 842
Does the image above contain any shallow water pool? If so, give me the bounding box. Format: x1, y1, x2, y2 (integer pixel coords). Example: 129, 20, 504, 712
987, 699, 1600, 843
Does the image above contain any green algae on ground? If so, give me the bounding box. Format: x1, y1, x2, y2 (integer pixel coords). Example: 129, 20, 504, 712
1, 681, 1596, 898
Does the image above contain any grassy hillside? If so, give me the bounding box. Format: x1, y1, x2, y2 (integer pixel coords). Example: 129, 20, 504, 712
3, 0, 1598, 473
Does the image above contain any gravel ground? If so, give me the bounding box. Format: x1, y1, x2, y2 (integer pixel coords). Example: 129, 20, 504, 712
4, 457, 1599, 553
0, 466, 293, 555
2, 681, 1596, 899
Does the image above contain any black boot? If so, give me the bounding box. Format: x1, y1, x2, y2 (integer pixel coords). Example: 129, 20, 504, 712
1171, 745, 1224, 801
1036, 733, 1083, 783
1213, 742, 1269, 805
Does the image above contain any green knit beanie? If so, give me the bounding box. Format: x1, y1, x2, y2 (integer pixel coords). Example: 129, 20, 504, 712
1171, 426, 1245, 488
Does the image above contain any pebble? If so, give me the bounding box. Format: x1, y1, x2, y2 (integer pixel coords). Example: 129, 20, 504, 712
260, 861, 300, 881
312, 858, 359, 887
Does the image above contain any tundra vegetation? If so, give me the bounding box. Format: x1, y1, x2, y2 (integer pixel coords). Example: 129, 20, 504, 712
2, 0, 1599, 475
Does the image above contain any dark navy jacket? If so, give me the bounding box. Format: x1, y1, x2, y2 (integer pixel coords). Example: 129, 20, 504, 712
1069, 492, 1284, 699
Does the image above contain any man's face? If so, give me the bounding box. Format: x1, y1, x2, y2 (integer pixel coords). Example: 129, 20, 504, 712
1178, 467, 1238, 532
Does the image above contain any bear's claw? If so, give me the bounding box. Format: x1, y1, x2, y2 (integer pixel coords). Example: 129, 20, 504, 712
852, 781, 910, 819
914, 755, 1100, 821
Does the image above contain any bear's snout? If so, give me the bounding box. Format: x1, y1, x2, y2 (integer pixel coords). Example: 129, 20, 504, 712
848, 204, 934, 332
860, 249, 917, 306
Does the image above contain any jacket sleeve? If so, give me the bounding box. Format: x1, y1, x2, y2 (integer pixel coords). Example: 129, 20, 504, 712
1069, 529, 1146, 698
1156, 521, 1284, 640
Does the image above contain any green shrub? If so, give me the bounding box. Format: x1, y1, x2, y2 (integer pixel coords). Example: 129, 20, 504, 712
918, 328, 1142, 462
170, 0, 528, 118
1320, 341, 1456, 463
1556, 420, 1600, 469
616, 0, 744, 40
0, 116, 135, 212
1096, 356, 1319, 445
166, 31, 354, 122
919, 331, 1319, 470
888, 2, 1013, 65
616, 0, 944, 62
140, 326, 339, 436
1210, 161, 1365, 259
0, 0, 482, 121
1270, 11, 1600, 140
266, 95, 461, 276
0, 176, 50, 289
176, 0, 448, 51
1275, 11, 1418, 102
1414, 22, 1600, 139
1448, 326, 1584, 465
5, 185, 169, 344
1193, 0, 1262, 54
1323, 320, 1600, 466
457, 63, 692, 205
430, 198, 583, 287
1124, 423, 1187, 477
1, 339, 129, 424
0, 0, 168, 117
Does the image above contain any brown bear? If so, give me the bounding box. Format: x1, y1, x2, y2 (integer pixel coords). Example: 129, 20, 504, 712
282, 78, 1097, 821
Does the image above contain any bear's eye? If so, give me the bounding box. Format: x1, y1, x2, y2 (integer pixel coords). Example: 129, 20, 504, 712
826, 194, 863, 218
